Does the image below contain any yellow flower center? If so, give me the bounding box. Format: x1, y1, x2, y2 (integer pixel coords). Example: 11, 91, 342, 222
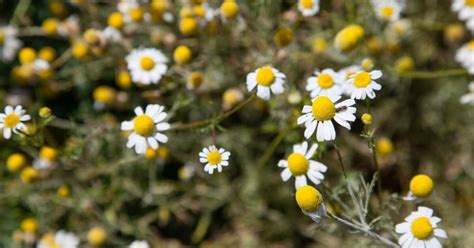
7, 153, 27, 171
410, 174, 434, 198
133, 115, 155, 136
140, 56, 155, 71
466, 0, 474, 7
411, 217, 433, 239
287, 153, 309, 176
295, 185, 323, 212
220, 1, 239, 18
353, 71, 372, 88
108, 12, 124, 29
174, 45, 192, 65
317, 73, 335, 89
179, 17, 198, 35
51, 244, 62, 248
40, 146, 59, 161
19, 48, 37, 64
207, 150, 222, 165
300, 0, 313, 8
256, 67, 275, 86
468, 40, 474, 50
381, 6, 394, 18
0, 31, 4, 46
130, 7, 144, 22
311, 96, 336, 121
4, 114, 20, 128
93, 86, 116, 104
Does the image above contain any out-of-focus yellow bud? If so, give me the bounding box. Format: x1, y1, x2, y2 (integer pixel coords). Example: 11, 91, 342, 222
130, 7, 144, 22
39, 107, 52, 118
179, 17, 198, 36
87, 227, 107, 246
187, 71, 203, 89
19, 47, 37, 65
361, 58, 374, 70
38, 47, 57, 62
49, 0, 67, 17
274, 27, 293, 47
395, 56, 415, 73
376, 137, 394, 157
108, 12, 124, 29
444, 24, 465, 43
361, 113, 372, 125
7, 153, 27, 172
39, 146, 59, 161
57, 185, 70, 198
334, 24, 365, 51
93, 86, 117, 105
220, 0, 239, 18
312, 37, 327, 54
21, 218, 38, 233
116, 70, 132, 89
223, 88, 244, 110
72, 41, 89, 59
21, 167, 40, 183
42, 18, 59, 35
366, 36, 382, 55
173, 45, 192, 64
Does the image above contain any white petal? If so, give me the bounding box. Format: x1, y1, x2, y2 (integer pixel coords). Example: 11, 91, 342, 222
280, 168, 292, 181
295, 176, 307, 189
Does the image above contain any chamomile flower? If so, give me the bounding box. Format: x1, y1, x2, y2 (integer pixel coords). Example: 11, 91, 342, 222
246, 66, 286, 100
346, 70, 383, 100
37, 230, 80, 248
118, 1, 147, 24
455, 40, 474, 74
298, 0, 320, 17
460, 82, 474, 104
126, 48, 168, 85
295, 185, 327, 223
404, 174, 434, 201
0, 105, 30, 139
129, 240, 149, 248
33, 146, 59, 170
199, 145, 231, 174
0, 26, 22, 61
372, 0, 405, 22
121, 104, 170, 154
297, 94, 356, 141
278, 141, 327, 189
306, 69, 344, 98
395, 206, 447, 248
452, 0, 474, 21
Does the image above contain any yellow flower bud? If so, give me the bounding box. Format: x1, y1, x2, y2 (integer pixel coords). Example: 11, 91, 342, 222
6, 153, 27, 172
361, 113, 372, 125
173, 45, 192, 65
87, 227, 107, 246
334, 24, 365, 52
39, 107, 52, 118
274, 27, 293, 47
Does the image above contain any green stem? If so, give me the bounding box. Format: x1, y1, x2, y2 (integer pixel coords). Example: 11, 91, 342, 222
396, 68, 468, 79
169, 94, 256, 131
332, 142, 347, 179
10, 0, 31, 26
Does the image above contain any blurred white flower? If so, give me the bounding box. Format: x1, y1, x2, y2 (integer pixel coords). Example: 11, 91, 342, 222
126, 48, 168, 85
0, 26, 22, 61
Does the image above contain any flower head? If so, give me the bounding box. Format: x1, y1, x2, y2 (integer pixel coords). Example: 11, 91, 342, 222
295, 185, 327, 222
278, 141, 327, 189
455, 40, 474, 74
0, 105, 30, 139
372, 0, 405, 22
346, 70, 383, 100
121, 104, 170, 154
395, 206, 447, 248
199, 145, 231, 174
404, 174, 434, 201
306, 68, 344, 98
298, 0, 320, 17
246, 66, 286, 100
126, 48, 168, 85
37, 230, 80, 248
297, 94, 356, 141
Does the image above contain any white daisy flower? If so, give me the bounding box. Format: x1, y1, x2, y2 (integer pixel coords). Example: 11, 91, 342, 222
452, 0, 474, 21
297, 94, 356, 142
121, 104, 170, 154
298, 0, 320, 17
346, 70, 383, 100
199, 145, 231, 174
295, 185, 327, 223
455, 40, 474, 74
403, 174, 434, 202
460, 82, 474, 104
0, 26, 22, 61
278, 141, 327, 189
129, 240, 149, 248
0, 105, 30, 139
372, 0, 405, 22
37, 230, 80, 248
126, 48, 168, 85
246, 66, 286, 100
395, 206, 447, 248
33, 146, 59, 170
306, 68, 344, 98
103, 26, 123, 43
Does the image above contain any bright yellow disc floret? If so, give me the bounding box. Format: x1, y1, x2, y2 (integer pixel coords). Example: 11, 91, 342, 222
7, 153, 27, 172
466, 0, 474, 7
108, 12, 124, 29
353, 72, 372, 88
140, 56, 156, 71
220, 0, 239, 18
295, 185, 323, 212
256, 67, 275, 86
380, 6, 394, 19
21, 218, 38, 233
411, 217, 433, 239
174, 45, 192, 65
4, 113, 20, 129
287, 153, 309, 176
410, 174, 434, 198
93, 86, 116, 104
134, 115, 155, 136
42, 18, 59, 35
19, 47, 37, 64
300, 0, 314, 9
317, 73, 334, 89
207, 150, 222, 166
87, 227, 107, 246
312, 96, 336, 121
